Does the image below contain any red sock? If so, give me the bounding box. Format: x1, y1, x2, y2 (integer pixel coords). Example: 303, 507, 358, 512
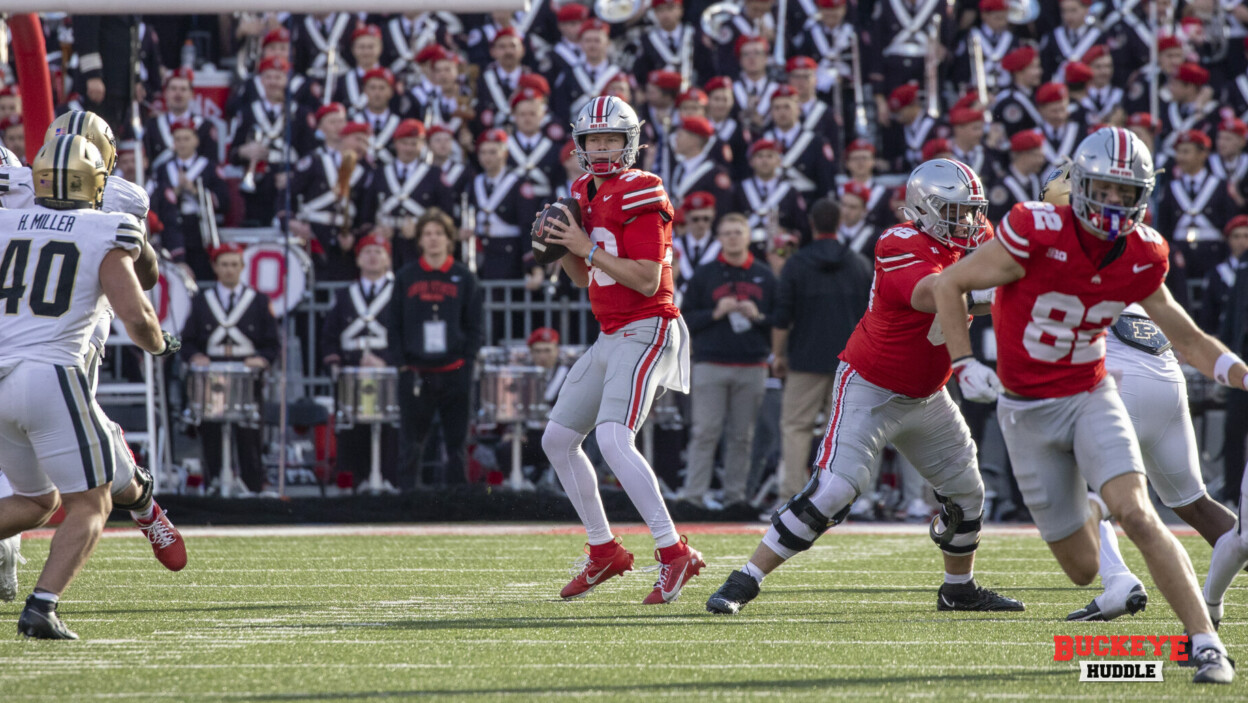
589, 539, 618, 559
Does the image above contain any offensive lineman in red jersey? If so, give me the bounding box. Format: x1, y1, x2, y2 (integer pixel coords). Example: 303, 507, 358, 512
706, 159, 1025, 615
539, 96, 704, 604
933, 127, 1244, 684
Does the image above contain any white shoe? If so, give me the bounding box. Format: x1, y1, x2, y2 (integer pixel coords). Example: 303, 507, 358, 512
905, 498, 932, 521
0, 534, 27, 602
1066, 577, 1147, 621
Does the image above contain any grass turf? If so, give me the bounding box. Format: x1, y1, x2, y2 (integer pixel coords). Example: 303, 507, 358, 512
0, 526, 1242, 701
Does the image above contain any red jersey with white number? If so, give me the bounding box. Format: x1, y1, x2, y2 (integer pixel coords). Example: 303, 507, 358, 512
571, 169, 679, 333
840, 221, 990, 398
993, 202, 1169, 398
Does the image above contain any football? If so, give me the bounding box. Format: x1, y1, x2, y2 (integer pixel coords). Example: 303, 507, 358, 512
530, 196, 581, 265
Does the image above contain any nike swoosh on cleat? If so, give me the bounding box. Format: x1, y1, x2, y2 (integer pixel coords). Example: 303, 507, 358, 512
584, 566, 611, 585
660, 565, 689, 601
940, 594, 955, 609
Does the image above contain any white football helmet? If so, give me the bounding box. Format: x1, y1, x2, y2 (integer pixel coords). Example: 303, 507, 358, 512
1069, 126, 1153, 240
902, 158, 989, 250
572, 96, 642, 177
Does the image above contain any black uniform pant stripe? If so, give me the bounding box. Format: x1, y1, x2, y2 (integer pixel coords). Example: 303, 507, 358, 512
55, 366, 99, 489
75, 368, 115, 483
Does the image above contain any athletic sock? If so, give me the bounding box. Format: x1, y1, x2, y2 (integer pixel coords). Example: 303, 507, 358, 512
944, 571, 974, 585
131, 503, 156, 523
1204, 528, 1248, 614
742, 561, 767, 585
1191, 631, 1227, 656
1097, 519, 1135, 586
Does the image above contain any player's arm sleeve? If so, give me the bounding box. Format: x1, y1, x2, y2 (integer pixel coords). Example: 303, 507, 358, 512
618, 176, 674, 262
874, 239, 939, 307
112, 214, 145, 260
995, 204, 1037, 264
679, 268, 716, 332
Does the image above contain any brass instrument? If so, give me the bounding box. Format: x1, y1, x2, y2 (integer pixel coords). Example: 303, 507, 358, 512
324, 45, 340, 106
233, 13, 264, 80
849, 32, 870, 139
700, 2, 741, 44
1148, 0, 1160, 124
596, 0, 653, 23
925, 16, 941, 120
195, 177, 221, 250
1007, 0, 1041, 23
678, 26, 693, 92
460, 190, 477, 274
970, 34, 988, 108
336, 149, 358, 240
240, 126, 261, 194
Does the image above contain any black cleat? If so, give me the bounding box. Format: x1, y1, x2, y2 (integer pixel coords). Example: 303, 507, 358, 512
937, 581, 1025, 612
706, 570, 761, 615
1066, 583, 1148, 621
1192, 648, 1236, 684
17, 595, 78, 640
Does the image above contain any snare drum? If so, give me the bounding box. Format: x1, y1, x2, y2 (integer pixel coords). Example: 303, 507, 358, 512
186, 362, 262, 425
336, 367, 400, 426
478, 364, 546, 424
242, 242, 312, 317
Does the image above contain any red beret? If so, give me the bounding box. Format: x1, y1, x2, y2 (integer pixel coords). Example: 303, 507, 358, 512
560, 140, 577, 162
340, 122, 372, 138
1158, 36, 1182, 53
748, 139, 780, 158
816, 0, 847, 6
355, 233, 392, 256
258, 56, 289, 74
168, 118, 197, 134
165, 67, 194, 87
682, 191, 716, 211
950, 107, 984, 125
1010, 129, 1043, 152
262, 28, 290, 47
1176, 129, 1212, 150
556, 3, 591, 22
680, 116, 715, 139
921, 138, 951, 161
979, 0, 1007, 10
846, 138, 875, 154
1035, 82, 1068, 105
771, 84, 799, 101
786, 56, 817, 73
1177, 62, 1209, 86
677, 88, 708, 106
1221, 118, 1248, 138
842, 182, 871, 202
528, 327, 561, 345
210, 242, 246, 262
0, 114, 20, 130
1081, 45, 1108, 64
427, 124, 453, 138
477, 128, 508, 146
1001, 46, 1037, 73
393, 118, 426, 141
1226, 214, 1248, 237
579, 19, 609, 37
952, 91, 980, 111
888, 83, 919, 111
1127, 112, 1159, 133
510, 87, 546, 108
362, 67, 395, 88
704, 76, 733, 93
415, 44, 447, 64
649, 70, 683, 92
1064, 61, 1093, 85
352, 24, 382, 43
491, 27, 520, 45
734, 35, 768, 57
517, 73, 551, 96
0, 85, 15, 98
315, 103, 346, 123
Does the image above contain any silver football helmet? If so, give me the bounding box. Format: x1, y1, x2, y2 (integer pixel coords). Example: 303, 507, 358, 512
572, 96, 642, 177
1069, 126, 1154, 240
902, 158, 989, 250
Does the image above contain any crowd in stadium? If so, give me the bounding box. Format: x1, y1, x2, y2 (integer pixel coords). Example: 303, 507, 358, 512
7, 2, 1248, 512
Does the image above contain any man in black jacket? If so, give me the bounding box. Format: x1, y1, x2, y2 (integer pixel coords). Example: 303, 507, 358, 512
678, 214, 776, 509
772, 197, 872, 501
1219, 234, 1248, 504
388, 210, 484, 488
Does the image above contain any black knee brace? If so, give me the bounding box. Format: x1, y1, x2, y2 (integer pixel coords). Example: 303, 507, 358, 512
928, 491, 981, 554
113, 464, 153, 512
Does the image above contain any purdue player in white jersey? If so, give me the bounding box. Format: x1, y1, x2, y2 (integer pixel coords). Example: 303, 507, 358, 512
1034, 163, 1236, 623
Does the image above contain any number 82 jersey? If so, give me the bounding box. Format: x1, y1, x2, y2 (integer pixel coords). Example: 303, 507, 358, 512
993, 202, 1169, 398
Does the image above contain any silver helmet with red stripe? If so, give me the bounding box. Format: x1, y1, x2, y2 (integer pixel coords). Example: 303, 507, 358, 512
902, 158, 989, 250
571, 96, 642, 177
1070, 126, 1154, 241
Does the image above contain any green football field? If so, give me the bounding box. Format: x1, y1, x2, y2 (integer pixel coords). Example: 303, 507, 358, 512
1, 524, 1243, 701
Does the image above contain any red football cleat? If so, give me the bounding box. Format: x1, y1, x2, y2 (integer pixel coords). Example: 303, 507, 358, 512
642, 535, 705, 605
561, 539, 634, 599
136, 502, 187, 572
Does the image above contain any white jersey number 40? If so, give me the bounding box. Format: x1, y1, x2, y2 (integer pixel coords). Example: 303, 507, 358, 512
0, 239, 80, 318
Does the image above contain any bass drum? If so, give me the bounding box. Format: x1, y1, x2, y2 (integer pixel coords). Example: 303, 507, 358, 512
112, 258, 198, 341
242, 242, 312, 317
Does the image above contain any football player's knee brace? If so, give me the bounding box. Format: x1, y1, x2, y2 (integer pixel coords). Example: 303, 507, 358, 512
112, 464, 153, 512
764, 470, 857, 559
929, 476, 984, 556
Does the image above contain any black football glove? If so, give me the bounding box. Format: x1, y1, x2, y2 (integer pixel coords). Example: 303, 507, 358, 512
155, 331, 181, 358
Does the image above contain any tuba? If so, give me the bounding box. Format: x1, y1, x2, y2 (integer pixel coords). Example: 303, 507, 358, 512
700, 1, 742, 44
595, 0, 652, 24
1007, 0, 1041, 24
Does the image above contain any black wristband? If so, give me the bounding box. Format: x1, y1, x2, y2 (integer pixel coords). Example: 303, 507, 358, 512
951, 355, 974, 365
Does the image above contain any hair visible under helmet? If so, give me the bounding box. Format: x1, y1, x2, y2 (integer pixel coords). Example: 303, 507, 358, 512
571, 96, 642, 177
1069, 126, 1153, 241
901, 158, 990, 250
31, 134, 108, 210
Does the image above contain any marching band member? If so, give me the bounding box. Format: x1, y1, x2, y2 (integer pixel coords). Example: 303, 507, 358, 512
733, 140, 810, 252
367, 118, 454, 269
334, 24, 387, 111
144, 69, 220, 169
349, 68, 414, 166
149, 119, 230, 281
292, 120, 376, 281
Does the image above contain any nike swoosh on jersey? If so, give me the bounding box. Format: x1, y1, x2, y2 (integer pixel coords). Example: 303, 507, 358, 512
660, 564, 689, 601
584, 565, 611, 585
622, 332, 635, 337
1133, 263, 1153, 273
603, 194, 612, 201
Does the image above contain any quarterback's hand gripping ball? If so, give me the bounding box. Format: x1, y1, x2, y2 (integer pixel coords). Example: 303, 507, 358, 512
951, 355, 1003, 403
531, 197, 582, 265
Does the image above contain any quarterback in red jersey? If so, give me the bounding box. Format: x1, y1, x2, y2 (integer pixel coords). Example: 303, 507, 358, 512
539, 96, 703, 605
706, 159, 1024, 616
933, 127, 1245, 684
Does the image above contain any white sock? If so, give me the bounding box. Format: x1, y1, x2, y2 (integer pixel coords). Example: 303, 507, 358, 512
597, 422, 678, 548
742, 561, 767, 585
1204, 527, 1248, 613
542, 422, 613, 545
1191, 631, 1227, 656
944, 571, 974, 585
1098, 519, 1135, 585
131, 503, 156, 523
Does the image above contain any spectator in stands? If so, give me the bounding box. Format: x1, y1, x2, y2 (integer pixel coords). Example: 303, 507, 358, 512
734, 139, 809, 252
334, 25, 386, 112
882, 83, 944, 173
292, 119, 376, 281
761, 85, 837, 197
181, 243, 280, 495
631, 0, 705, 88
948, 108, 993, 183
791, 0, 855, 107
1220, 234, 1248, 503
350, 68, 410, 166
921, 138, 953, 163
389, 208, 483, 488
1212, 118, 1248, 210
673, 192, 720, 290
837, 182, 876, 255
640, 70, 682, 183
506, 88, 563, 199
1158, 129, 1234, 280
551, 20, 621, 125
1126, 112, 1160, 156
991, 46, 1043, 139
1036, 83, 1079, 171
322, 234, 399, 490
987, 130, 1045, 223
475, 28, 528, 131
952, 0, 1016, 95
1039, 0, 1104, 80
771, 197, 872, 504
1124, 36, 1184, 115
1078, 46, 1123, 127
149, 119, 230, 282
670, 117, 732, 215
705, 77, 750, 180
71, 14, 137, 133
368, 118, 454, 269
291, 12, 354, 99
1201, 216, 1248, 334
785, 56, 837, 146
428, 124, 472, 198
546, 3, 589, 81
1157, 63, 1219, 169
680, 213, 776, 510
144, 69, 220, 168
521, 327, 568, 486
0, 116, 22, 162
837, 139, 891, 230
463, 129, 540, 281
677, 89, 709, 127
732, 36, 776, 130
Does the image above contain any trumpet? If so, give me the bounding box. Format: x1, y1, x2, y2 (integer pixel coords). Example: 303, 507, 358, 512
849, 32, 870, 139
925, 16, 941, 120
239, 127, 261, 194
195, 177, 221, 250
